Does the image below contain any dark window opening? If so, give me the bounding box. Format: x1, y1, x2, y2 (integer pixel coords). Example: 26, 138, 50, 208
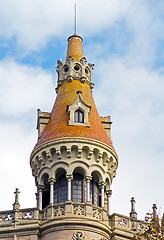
90, 180, 100, 207
75, 109, 84, 123
42, 191, 50, 209
72, 173, 84, 202
42, 175, 50, 209
74, 64, 80, 71
64, 65, 69, 72
54, 174, 67, 204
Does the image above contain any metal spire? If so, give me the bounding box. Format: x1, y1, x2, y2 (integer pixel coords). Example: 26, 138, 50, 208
74, 3, 77, 34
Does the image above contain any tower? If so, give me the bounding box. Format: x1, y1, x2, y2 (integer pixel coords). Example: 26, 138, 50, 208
0, 33, 152, 240
30, 34, 118, 239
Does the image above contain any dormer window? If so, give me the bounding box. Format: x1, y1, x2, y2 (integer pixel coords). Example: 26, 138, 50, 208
75, 109, 84, 123
66, 90, 91, 127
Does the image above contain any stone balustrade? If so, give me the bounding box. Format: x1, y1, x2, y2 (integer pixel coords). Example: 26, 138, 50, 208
0, 202, 109, 227
109, 213, 147, 238
0, 208, 39, 223
40, 202, 109, 222
0, 204, 146, 239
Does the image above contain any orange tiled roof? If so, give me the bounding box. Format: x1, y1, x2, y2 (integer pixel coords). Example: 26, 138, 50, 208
35, 80, 114, 150
34, 35, 115, 150
66, 34, 84, 62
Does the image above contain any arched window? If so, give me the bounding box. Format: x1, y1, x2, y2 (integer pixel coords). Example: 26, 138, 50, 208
72, 173, 83, 202
75, 109, 84, 123
42, 174, 50, 209
90, 180, 100, 207
54, 174, 67, 204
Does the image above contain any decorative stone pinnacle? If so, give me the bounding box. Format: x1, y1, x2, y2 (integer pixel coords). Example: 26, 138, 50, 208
131, 197, 135, 212
15, 188, 20, 202
130, 197, 137, 219
13, 188, 20, 211
152, 203, 157, 218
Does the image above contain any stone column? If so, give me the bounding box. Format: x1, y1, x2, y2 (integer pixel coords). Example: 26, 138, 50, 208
48, 178, 56, 204
106, 190, 112, 215
99, 182, 106, 208
85, 176, 92, 202
38, 185, 44, 210
66, 174, 73, 201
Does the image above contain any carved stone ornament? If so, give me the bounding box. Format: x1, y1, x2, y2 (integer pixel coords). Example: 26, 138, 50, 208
72, 231, 85, 240
56, 56, 94, 93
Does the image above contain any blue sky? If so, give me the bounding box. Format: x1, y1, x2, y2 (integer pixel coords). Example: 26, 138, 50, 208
0, 0, 164, 220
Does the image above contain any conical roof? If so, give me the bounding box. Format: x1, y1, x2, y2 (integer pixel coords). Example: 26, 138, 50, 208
34, 35, 115, 150
66, 34, 84, 62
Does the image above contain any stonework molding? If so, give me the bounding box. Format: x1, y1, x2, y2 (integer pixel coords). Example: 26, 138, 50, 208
72, 231, 85, 240
31, 137, 118, 159
30, 137, 118, 187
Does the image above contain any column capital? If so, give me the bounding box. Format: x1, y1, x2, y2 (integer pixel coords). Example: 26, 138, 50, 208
85, 176, 92, 182
98, 181, 106, 189
48, 177, 56, 184
106, 189, 112, 197
66, 174, 73, 181
38, 185, 44, 191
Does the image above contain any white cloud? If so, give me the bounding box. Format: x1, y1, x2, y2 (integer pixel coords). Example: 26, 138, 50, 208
0, 121, 36, 210
0, 59, 55, 115
93, 57, 164, 219
0, 60, 55, 209
0, 0, 134, 50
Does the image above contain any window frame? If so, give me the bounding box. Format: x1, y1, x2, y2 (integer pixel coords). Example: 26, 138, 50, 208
74, 109, 84, 123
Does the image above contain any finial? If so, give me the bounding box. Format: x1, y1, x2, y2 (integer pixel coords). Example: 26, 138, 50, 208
13, 188, 20, 211
130, 197, 137, 219
152, 203, 157, 219
74, 3, 77, 34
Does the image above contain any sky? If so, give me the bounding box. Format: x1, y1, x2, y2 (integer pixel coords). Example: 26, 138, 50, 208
0, 0, 164, 220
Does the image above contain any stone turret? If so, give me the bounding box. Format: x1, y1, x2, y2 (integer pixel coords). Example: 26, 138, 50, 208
30, 34, 118, 239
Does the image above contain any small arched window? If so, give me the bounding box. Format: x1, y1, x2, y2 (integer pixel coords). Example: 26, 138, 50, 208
72, 173, 83, 202
75, 109, 84, 123
54, 174, 68, 204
